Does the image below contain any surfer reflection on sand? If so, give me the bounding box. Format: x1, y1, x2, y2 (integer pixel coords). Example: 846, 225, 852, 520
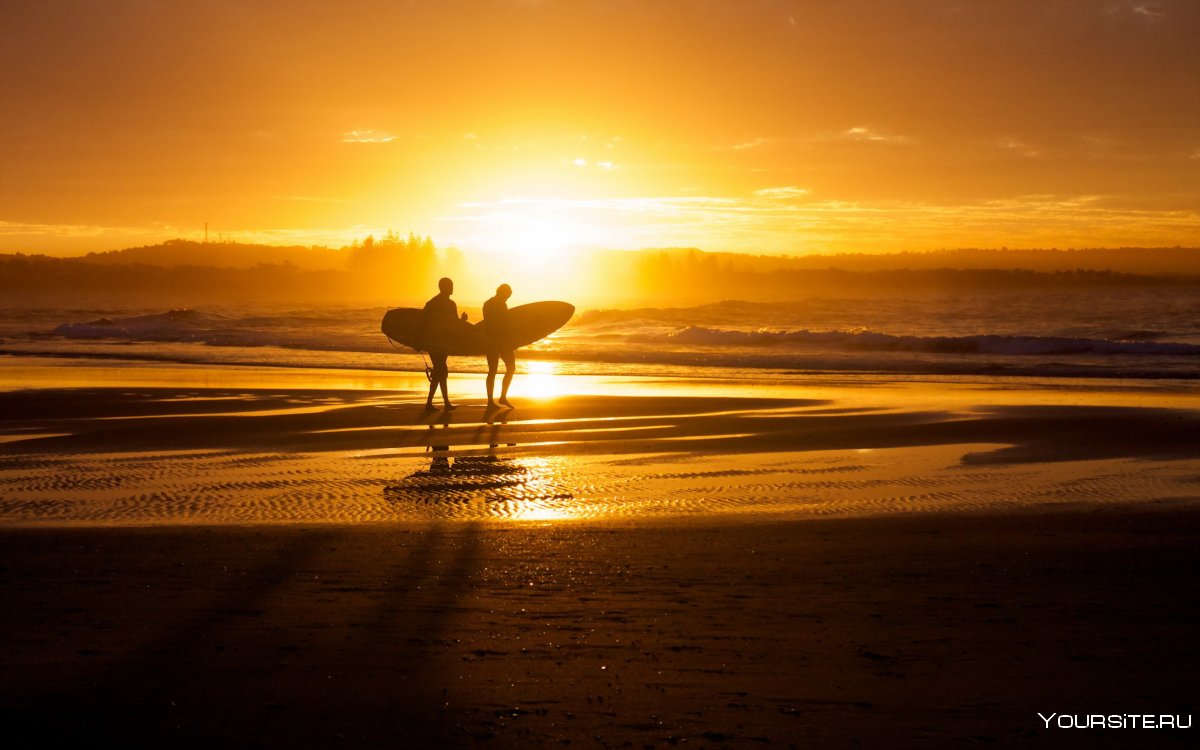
384, 426, 573, 519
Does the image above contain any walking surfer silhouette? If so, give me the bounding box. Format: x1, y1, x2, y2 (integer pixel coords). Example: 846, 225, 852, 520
483, 283, 515, 408
421, 277, 458, 411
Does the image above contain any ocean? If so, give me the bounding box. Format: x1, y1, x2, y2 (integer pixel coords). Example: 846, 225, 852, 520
1, 288, 1197, 380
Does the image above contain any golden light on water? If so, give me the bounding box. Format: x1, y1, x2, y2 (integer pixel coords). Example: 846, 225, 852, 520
508, 505, 571, 522
521, 360, 564, 401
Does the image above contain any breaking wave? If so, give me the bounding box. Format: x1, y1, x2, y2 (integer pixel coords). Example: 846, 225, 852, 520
16, 294, 1199, 380
638, 325, 1200, 357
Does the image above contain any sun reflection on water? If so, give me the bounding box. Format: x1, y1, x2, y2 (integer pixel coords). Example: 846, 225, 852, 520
522, 360, 563, 401
508, 505, 572, 522
385, 452, 578, 521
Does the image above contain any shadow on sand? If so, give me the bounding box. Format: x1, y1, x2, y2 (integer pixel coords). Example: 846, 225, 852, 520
0, 523, 484, 747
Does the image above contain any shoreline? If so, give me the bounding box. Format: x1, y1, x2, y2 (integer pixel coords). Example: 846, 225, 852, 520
2, 353, 1197, 397
4, 342, 1199, 382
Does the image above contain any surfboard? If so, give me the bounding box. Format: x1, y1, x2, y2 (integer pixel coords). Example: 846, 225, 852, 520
382, 301, 574, 355
380, 308, 480, 354
474, 301, 576, 351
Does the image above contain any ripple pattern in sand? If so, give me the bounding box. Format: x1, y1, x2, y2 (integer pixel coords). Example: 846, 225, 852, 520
0, 443, 1196, 525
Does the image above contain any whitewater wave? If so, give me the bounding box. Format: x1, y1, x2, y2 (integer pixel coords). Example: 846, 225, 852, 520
51, 308, 387, 352
25, 302, 1199, 379
54, 309, 233, 338
49, 308, 1200, 359
635, 326, 1200, 357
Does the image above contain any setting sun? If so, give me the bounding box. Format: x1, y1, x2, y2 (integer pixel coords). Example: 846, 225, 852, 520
485, 208, 587, 261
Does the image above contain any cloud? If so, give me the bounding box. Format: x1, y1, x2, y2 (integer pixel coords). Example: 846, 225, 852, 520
0, 219, 389, 253
1106, 1, 1168, 22
341, 129, 396, 144
0, 220, 170, 240
997, 137, 1042, 158
726, 129, 915, 151
567, 157, 618, 170
0, 220, 197, 253
843, 127, 914, 145
1132, 3, 1166, 19
271, 195, 350, 205
439, 191, 1200, 255
731, 138, 772, 151
754, 186, 810, 200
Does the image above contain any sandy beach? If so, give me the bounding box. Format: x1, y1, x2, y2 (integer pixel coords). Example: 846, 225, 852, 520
1, 359, 1197, 747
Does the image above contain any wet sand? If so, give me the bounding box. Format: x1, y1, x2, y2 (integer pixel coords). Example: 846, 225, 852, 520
3, 513, 1198, 748
1, 362, 1198, 746
0, 365, 1196, 525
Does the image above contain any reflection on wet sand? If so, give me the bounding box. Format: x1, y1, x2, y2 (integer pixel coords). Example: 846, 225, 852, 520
0, 383, 1197, 526
385, 421, 575, 520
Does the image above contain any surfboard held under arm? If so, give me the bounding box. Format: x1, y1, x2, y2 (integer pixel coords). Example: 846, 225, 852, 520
382, 301, 574, 355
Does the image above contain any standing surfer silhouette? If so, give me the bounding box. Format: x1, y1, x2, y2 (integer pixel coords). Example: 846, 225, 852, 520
421, 277, 458, 411
483, 283, 515, 408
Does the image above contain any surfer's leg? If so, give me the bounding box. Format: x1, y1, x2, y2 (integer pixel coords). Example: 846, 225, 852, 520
424, 364, 438, 409
499, 350, 515, 405
426, 354, 442, 407
486, 352, 499, 406
430, 354, 452, 409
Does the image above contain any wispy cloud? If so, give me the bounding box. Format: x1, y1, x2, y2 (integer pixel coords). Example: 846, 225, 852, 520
0, 220, 200, 254
569, 157, 618, 170
271, 195, 351, 205
0, 220, 386, 253
0, 220, 176, 241
843, 126, 914, 145
12, 188, 1195, 257
997, 137, 1042, 158
1106, 1, 1168, 22
723, 128, 916, 152
1132, 3, 1166, 19
732, 138, 772, 151
754, 186, 810, 200
341, 129, 396, 144
440, 191, 1200, 254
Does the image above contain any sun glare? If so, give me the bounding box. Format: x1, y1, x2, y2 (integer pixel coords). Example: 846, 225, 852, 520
509, 505, 571, 522
521, 360, 562, 401
464, 203, 599, 297
509, 215, 579, 260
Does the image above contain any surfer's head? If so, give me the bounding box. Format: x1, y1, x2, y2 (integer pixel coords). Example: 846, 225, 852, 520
496, 283, 512, 301
438, 277, 454, 294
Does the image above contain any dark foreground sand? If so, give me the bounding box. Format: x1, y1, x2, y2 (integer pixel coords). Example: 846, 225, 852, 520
1, 363, 1197, 747
2, 512, 1198, 748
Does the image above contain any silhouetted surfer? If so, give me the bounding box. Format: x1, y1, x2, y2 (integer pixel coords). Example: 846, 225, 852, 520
483, 283, 515, 408
422, 277, 458, 411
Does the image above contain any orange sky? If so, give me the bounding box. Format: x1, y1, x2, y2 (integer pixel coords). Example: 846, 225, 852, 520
2, 0, 1198, 257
